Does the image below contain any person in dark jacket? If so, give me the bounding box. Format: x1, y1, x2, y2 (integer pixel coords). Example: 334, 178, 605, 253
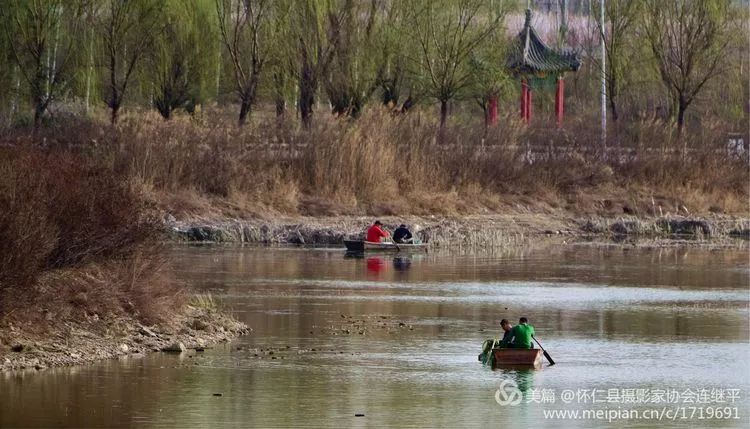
498, 319, 514, 347
392, 224, 413, 243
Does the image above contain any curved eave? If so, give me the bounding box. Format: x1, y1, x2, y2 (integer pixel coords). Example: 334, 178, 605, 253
505, 16, 582, 75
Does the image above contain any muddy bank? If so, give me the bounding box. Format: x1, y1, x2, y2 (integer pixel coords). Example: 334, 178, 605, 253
166, 213, 750, 246
0, 306, 248, 372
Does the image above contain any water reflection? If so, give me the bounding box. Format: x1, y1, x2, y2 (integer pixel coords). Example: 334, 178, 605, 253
392, 256, 412, 272
498, 368, 536, 394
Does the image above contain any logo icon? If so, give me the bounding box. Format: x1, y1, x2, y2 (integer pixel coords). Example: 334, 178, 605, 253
495, 379, 523, 406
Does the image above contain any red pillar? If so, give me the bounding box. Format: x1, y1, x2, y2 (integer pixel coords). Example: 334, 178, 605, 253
520, 80, 528, 122
526, 86, 532, 123
555, 77, 565, 128
488, 96, 498, 126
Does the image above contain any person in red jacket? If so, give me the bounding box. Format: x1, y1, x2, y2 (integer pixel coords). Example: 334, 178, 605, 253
366, 220, 389, 243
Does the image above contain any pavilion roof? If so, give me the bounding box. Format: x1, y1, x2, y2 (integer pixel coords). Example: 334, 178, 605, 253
507, 9, 581, 75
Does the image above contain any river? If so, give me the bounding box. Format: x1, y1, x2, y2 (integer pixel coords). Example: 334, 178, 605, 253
2, 243, 749, 428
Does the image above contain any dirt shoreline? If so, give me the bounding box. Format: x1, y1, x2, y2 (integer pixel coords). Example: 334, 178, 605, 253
0, 306, 248, 372
166, 213, 750, 247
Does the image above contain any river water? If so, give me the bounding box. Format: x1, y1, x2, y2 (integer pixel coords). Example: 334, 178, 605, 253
2, 244, 749, 428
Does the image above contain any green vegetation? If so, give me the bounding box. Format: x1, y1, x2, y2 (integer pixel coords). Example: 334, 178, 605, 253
0, 0, 745, 131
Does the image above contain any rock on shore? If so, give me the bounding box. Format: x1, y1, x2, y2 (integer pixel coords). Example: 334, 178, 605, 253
0, 307, 248, 372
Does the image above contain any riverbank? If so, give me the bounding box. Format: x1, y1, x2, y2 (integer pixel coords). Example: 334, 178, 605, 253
0, 302, 248, 372
166, 212, 750, 247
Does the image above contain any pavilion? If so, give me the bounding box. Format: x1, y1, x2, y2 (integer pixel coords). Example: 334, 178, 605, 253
506, 9, 581, 126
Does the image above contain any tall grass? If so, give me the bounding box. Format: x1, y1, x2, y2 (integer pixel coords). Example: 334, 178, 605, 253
3, 106, 748, 219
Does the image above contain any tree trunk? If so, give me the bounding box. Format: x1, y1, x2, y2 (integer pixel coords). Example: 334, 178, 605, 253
238, 98, 252, 126
110, 103, 120, 125
607, 75, 619, 122
609, 96, 619, 122
299, 64, 316, 128
237, 78, 259, 126
381, 77, 399, 107
439, 100, 448, 128
677, 100, 686, 135
33, 105, 44, 130
273, 72, 286, 118
275, 98, 286, 118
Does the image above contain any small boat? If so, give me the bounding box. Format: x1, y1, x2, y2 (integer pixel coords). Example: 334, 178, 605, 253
491, 348, 543, 368
343, 240, 428, 252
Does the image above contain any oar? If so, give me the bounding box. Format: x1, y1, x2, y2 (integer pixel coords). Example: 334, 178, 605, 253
388, 231, 400, 252
532, 336, 555, 366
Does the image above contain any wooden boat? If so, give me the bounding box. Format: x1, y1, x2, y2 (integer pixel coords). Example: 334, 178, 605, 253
343, 240, 428, 252
491, 348, 543, 368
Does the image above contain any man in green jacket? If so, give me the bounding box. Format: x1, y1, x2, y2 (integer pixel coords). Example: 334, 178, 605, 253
508, 317, 535, 349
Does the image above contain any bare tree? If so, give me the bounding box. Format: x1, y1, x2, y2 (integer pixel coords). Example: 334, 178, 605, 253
642, 0, 733, 133
408, 0, 507, 128
216, 0, 272, 126
100, 0, 163, 125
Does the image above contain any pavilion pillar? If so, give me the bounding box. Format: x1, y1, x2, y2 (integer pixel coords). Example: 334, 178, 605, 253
488, 96, 498, 126
555, 76, 565, 128
526, 84, 532, 123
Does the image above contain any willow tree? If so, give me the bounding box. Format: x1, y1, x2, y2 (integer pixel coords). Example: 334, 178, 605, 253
216, 0, 273, 126
153, 0, 215, 119
374, 1, 411, 108
594, 0, 641, 122
466, 20, 511, 128
99, 0, 164, 124
1, 0, 85, 129
408, 0, 508, 127
642, 0, 734, 133
265, 0, 294, 118
289, 0, 345, 127
322, 0, 382, 118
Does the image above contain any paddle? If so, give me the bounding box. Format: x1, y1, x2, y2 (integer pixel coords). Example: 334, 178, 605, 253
387, 230, 400, 252
532, 336, 555, 366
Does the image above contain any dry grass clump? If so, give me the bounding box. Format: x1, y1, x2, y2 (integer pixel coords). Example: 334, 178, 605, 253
0, 147, 181, 327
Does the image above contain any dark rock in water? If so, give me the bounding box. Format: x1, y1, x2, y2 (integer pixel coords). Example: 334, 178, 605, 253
213, 393, 223, 397
355, 413, 365, 417
289, 231, 305, 245
162, 342, 186, 353
195, 347, 205, 352
187, 226, 232, 242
